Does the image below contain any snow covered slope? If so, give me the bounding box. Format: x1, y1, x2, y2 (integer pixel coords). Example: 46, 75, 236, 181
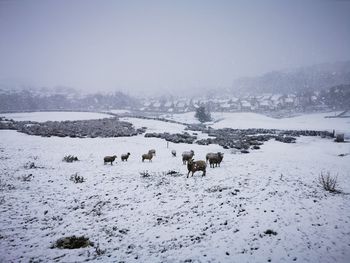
162, 111, 350, 138
1, 112, 350, 262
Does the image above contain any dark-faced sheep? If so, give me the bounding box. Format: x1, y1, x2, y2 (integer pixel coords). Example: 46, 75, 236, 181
148, 149, 156, 156
121, 152, 130, 162
182, 150, 194, 164
187, 159, 206, 178
171, 150, 176, 157
142, 152, 154, 162
206, 152, 224, 168
104, 155, 117, 165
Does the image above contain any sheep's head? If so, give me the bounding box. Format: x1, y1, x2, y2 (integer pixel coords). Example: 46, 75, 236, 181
190, 150, 194, 154
188, 159, 194, 165
127, 152, 130, 156
113, 155, 117, 158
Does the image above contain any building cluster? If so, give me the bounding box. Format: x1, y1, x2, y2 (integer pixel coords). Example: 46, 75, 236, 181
137, 92, 327, 113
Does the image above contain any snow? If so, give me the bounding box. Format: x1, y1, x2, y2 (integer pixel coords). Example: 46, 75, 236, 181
2, 111, 113, 122
159, 111, 350, 137
109, 109, 131, 114
120, 117, 187, 134
160, 112, 201, 124
1, 112, 350, 262
211, 112, 350, 138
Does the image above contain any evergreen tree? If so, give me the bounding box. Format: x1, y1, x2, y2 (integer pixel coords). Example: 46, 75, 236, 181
195, 105, 211, 123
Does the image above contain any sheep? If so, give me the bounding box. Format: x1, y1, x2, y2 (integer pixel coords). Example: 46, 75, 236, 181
182, 150, 195, 164
148, 149, 156, 156
171, 150, 176, 157
206, 152, 224, 168
142, 152, 154, 162
187, 159, 206, 178
121, 152, 130, 162
104, 155, 117, 165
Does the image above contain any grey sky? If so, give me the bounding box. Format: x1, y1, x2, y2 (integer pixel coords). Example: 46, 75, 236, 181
1, 0, 350, 95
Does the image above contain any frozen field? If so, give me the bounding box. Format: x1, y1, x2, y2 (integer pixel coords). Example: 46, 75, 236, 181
1, 112, 350, 262
2, 111, 113, 122
163, 112, 350, 137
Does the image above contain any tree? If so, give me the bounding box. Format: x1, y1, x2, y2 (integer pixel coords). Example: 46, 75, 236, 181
195, 105, 212, 123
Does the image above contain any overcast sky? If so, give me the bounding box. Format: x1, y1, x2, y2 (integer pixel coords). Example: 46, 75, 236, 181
0, 0, 350, 95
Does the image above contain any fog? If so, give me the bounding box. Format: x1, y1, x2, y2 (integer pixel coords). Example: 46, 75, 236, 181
1, 0, 350, 96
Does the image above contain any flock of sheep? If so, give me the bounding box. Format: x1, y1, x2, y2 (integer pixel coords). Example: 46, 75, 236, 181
103, 149, 224, 178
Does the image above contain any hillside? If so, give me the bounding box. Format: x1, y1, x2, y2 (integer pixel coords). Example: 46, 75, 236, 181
232, 61, 350, 95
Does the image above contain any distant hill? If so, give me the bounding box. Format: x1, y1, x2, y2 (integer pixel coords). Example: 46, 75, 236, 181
0, 87, 139, 112
232, 61, 350, 95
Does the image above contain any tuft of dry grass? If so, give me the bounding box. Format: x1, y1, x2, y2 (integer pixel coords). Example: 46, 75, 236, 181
318, 171, 341, 193
70, 173, 85, 183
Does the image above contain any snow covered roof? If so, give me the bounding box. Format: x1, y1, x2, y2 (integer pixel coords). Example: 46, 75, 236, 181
285, 97, 294, 103
176, 102, 186, 107
241, 101, 251, 107
259, 100, 270, 107
271, 94, 282, 101
221, 103, 231, 108
164, 101, 173, 107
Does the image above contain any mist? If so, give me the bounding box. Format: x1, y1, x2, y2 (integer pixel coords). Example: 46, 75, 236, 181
1, 0, 350, 96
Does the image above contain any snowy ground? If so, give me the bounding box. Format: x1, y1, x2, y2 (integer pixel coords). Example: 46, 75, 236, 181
1, 112, 350, 263
162, 112, 350, 138
109, 109, 131, 115
1, 111, 113, 122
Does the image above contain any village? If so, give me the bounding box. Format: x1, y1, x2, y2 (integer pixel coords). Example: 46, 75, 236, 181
138, 92, 328, 114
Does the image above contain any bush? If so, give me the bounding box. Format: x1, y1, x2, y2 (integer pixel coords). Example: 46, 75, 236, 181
195, 105, 212, 123
140, 171, 151, 178
63, 155, 79, 163
334, 134, 345, 143
52, 236, 93, 249
24, 162, 37, 169
318, 171, 341, 193
20, 174, 34, 182
264, 229, 277, 236
164, 170, 182, 177
70, 173, 85, 183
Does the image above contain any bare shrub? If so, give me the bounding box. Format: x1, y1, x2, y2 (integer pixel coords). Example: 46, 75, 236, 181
63, 155, 79, 163
140, 171, 151, 178
52, 236, 93, 249
94, 243, 106, 256
164, 170, 182, 177
318, 171, 341, 193
19, 174, 34, 182
206, 185, 232, 193
0, 179, 16, 191
70, 173, 85, 183
264, 229, 278, 236
24, 162, 37, 169
334, 133, 345, 143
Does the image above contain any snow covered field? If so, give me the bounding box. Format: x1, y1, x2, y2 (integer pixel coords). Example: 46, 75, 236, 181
1, 112, 350, 262
2, 111, 113, 122
163, 112, 350, 138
